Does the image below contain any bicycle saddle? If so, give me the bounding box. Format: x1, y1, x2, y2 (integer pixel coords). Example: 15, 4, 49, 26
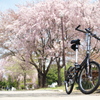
71, 39, 80, 51
71, 39, 80, 45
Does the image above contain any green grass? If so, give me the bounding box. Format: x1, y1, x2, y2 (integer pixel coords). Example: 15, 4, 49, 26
38, 85, 65, 91
38, 84, 79, 91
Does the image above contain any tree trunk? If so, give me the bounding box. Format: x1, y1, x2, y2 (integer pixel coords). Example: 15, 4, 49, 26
56, 58, 62, 86
17, 79, 20, 89
38, 73, 42, 88
42, 74, 46, 87
23, 73, 26, 88
30, 57, 53, 88
58, 66, 62, 86
38, 73, 47, 88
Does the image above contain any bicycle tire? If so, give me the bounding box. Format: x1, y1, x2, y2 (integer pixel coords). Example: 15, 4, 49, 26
65, 67, 75, 94
78, 61, 100, 94
65, 78, 75, 94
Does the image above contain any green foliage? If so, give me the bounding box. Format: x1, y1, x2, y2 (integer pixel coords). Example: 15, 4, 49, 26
46, 65, 64, 85
0, 75, 19, 90
46, 66, 58, 85
66, 61, 73, 69
20, 84, 25, 89
0, 81, 6, 89
7, 75, 12, 87
60, 68, 64, 82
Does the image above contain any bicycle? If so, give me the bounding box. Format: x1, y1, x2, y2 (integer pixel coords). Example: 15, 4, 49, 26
64, 25, 100, 94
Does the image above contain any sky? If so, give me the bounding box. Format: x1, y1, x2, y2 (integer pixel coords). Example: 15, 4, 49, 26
0, 0, 97, 11
0, 0, 44, 11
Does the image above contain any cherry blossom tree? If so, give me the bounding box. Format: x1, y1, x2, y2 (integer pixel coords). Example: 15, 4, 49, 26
0, 0, 100, 87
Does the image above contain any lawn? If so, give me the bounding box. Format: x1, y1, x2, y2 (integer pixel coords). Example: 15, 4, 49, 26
38, 84, 79, 92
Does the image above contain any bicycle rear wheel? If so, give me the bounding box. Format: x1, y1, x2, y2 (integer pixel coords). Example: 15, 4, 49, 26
79, 61, 100, 94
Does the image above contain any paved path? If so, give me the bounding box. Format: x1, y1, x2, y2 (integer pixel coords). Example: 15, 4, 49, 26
0, 89, 100, 100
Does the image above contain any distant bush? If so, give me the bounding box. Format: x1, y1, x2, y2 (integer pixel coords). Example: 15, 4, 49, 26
46, 65, 64, 85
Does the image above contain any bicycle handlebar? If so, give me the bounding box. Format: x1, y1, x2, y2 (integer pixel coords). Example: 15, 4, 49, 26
75, 25, 81, 30
75, 25, 100, 40
75, 25, 86, 33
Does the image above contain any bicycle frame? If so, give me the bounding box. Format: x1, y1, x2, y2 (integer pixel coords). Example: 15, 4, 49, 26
74, 32, 91, 79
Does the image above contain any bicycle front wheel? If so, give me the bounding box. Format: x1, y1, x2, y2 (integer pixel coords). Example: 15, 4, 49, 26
79, 61, 100, 94
65, 78, 75, 94
65, 66, 75, 94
